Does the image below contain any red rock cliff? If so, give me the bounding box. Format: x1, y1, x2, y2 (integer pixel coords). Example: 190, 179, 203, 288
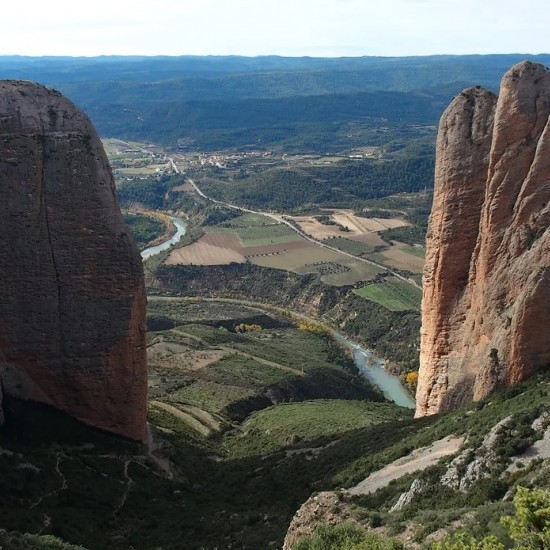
416, 61, 550, 417
0, 81, 147, 441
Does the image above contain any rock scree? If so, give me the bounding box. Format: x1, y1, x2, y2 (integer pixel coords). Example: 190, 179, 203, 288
0, 81, 147, 441
416, 61, 550, 417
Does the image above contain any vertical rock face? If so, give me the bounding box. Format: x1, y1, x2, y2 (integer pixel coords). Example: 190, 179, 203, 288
416, 62, 550, 417
0, 81, 147, 441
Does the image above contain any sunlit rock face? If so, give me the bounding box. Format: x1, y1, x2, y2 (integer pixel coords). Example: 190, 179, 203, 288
416, 61, 550, 417
0, 81, 147, 441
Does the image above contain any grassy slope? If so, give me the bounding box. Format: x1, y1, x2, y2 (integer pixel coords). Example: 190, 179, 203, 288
2, 362, 549, 549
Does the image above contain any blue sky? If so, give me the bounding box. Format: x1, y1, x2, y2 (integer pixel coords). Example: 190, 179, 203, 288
3, 0, 549, 57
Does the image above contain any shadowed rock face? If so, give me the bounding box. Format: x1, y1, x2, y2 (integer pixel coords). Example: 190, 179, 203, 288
0, 81, 147, 441
416, 61, 550, 417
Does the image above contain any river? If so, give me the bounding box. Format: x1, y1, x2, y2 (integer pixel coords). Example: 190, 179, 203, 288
141, 217, 187, 260
333, 332, 416, 409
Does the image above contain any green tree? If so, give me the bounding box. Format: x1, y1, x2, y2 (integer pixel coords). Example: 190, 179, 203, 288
292, 523, 403, 550
431, 487, 550, 550
431, 533, 504, 550
502, 486, 550, 549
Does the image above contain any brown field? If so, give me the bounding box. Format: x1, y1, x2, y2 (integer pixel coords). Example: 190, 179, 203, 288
330, 211, 409, 233
289, 209, 408, 242
289, 216, 351, 239
380, 242, 425, 273
167, 233, 246, 265
166, 231, 313, 266
345, 232, 388, 247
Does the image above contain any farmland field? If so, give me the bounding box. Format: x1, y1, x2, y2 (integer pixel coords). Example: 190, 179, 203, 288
354, 277, 422, 311
166, 233, 247, 265
288, 210, 408, 241
401, 244, 425, 258
251, 246, 344, 270
378, 242, 425, 273
223, 213, 280, 227
321, 237, 375, 256
295, 257, 383, 286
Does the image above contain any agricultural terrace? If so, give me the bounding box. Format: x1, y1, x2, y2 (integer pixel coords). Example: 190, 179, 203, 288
288, 209, 425, 276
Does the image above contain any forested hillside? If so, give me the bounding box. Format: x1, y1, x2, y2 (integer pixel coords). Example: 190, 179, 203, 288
2, 54, 550, 151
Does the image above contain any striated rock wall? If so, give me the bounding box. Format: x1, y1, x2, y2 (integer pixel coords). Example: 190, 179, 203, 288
0, 81, 147, 441
416, 62, 550, 417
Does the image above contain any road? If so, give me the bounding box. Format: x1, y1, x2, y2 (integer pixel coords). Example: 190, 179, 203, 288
184, 176, 420, 289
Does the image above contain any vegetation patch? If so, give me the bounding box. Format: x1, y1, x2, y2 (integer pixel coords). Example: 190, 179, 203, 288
122, 212, 167, 250
225, 400, 404, 458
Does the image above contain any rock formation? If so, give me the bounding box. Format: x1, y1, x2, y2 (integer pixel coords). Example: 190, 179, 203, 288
416, 61, 550, 417
0, 81, 147, 441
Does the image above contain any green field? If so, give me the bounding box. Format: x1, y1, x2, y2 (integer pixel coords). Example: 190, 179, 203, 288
203, 222, 304, 246
321, 237, 375, 256
164, 379, 255, 413
295, 257, 384, 286
354, 278, 422, 311
223, 213, 280, 227
202, 355, 290, 389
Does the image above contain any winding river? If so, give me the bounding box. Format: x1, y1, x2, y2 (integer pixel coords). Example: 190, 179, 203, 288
142, 217, 415, 408
141, 217, 187, 260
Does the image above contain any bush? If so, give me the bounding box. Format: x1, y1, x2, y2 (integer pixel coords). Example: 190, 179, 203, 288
292, 522, 403, 550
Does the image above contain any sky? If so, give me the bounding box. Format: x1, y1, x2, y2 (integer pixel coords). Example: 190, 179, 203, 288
2, 0, 549, 58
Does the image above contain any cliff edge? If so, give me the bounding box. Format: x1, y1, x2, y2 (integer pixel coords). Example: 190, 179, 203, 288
0, 81, 147, 441
416, 61, 550, 417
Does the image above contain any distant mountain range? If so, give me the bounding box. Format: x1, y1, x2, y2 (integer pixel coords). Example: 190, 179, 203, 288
2, 54, 549, 151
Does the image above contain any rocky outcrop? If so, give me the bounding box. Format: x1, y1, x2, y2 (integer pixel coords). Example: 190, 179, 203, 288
441, 416, 514, 491
0, 81, 147, 441
416, 61, 550, 417
282, 492, 355, 550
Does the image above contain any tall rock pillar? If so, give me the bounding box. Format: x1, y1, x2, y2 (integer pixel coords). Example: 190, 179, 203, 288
0, 81, 147, 441
416, 62, 550, 417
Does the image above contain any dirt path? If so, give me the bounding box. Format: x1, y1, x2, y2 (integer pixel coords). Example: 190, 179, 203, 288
171, 327, 305, 377
348, 435, 464, 495
114, 459, 134, 516
31, 452, 68, 509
